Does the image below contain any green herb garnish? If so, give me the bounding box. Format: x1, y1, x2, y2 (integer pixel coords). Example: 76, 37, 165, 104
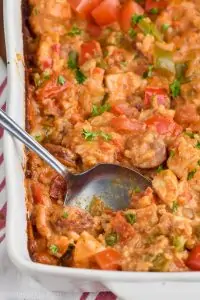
128, 28, 137, 39
150, 8, 159, 14
169, 150, 175, 158
143, 65, 154, 78
125, 213, 136, 225
196, 142, 200, 149
162, 23, 170, 32
82, 129, 98, 141
187, 169, 197, 180
68, 51, 78, 70
184, 131, 195, 139
157, 165, 164, 173
49, 244, 58, 254
170, 79, 181, 98
57, 75, 66, 85
133, 186, 141, 193
91, 103, 111, 117
105, 232, 118, 246
75, 69, 87, 84
99, 131, 112, 141
131, 14, 144, 25
62, 212, 68, 219
172, 201, 179, 213
68, 25, 82, 37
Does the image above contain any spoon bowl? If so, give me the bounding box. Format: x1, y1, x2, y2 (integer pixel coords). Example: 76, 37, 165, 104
0, 109, 151, 210
66, 163, 151, 210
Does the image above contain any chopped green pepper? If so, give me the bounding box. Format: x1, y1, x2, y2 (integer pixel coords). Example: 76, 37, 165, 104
173, 236, 186, 252
154, 45, 175, 75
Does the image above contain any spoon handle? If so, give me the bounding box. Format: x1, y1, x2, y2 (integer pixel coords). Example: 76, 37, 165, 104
0, 109, 68, 178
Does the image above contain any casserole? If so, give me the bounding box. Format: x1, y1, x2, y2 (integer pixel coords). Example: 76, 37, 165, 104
3, 0, 200, 298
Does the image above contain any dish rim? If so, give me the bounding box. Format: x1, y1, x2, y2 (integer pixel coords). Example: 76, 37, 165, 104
3, 0, 200, 283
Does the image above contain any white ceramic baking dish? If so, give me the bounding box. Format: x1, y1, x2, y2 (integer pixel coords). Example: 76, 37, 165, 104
3, 0, 200, 299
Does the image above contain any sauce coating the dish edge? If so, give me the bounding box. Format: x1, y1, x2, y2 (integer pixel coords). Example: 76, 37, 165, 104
25, 0, 200, 271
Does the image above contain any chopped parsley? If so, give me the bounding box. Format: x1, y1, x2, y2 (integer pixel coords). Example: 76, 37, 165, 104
184, 131, 195, 139
187, 169, 197, 180
143, 65, 154, 78
75, 68, 87, 84
62, 212, 68, 219
32, 7, 39, 16
91, 103, 111, 117
57, 75, 66, 86
133, 186, 141, 193
157, 165, 164, 173
105, 232, 118, 246
82, 129, 112, 141
150, 8, 159, 14
196, 142, 200, 149
82, 129, 98, 141
131, 14, 144, 25
169, 150, 175, 158
68, 51, 78, 70
172, 201, 179, 213
99, 131, 112, 141
33, 73, 42, 87
162, 23, 170, 32
68, 25, 82, 37
43, 70, 50, 80
125, 213, 136, 225
170, 79, 181, 98
128, 28, 137, 39
49, 244, 58, 255
34, 135, 43, 142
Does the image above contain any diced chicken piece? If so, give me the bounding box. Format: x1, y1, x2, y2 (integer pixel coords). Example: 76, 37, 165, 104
47, 235, 69, 258
50, 206, 94, 235
167, 136, 200, 179
74, 231, 104, 268
30, 0, 72, 35
136, 34, 155, 61
153, 170, 178, 207
134, 204, 158, 233
125, 129, 166, 168
36, 34, 63, 71
105, 72, 144, 104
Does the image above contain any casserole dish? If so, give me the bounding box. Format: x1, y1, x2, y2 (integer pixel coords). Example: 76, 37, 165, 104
3, 0, 200, 298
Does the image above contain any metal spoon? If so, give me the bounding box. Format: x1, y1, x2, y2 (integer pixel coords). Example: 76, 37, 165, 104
0, 109, 151, 210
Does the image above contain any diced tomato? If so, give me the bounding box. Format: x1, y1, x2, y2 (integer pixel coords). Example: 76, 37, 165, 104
145, 115, 183, 136
111, 212, 135, 242
120, 1, 144, 32
31, 183, 44, 204
86, 22, 102, 37
91, 0, 120, 26
36, 74, 68, 99
186, 245, 200, 271
144, 87, 168, 108
93, 248, 121, 270
145, 0, 168, 12
111, 103, 130, 115
68, 0, 102, 16
111, 116, 146, 132
42, 58, 53, 70
79, 40, 102, 65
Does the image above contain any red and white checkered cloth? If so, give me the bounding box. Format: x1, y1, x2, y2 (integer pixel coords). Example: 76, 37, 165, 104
0, 58, 117, 300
